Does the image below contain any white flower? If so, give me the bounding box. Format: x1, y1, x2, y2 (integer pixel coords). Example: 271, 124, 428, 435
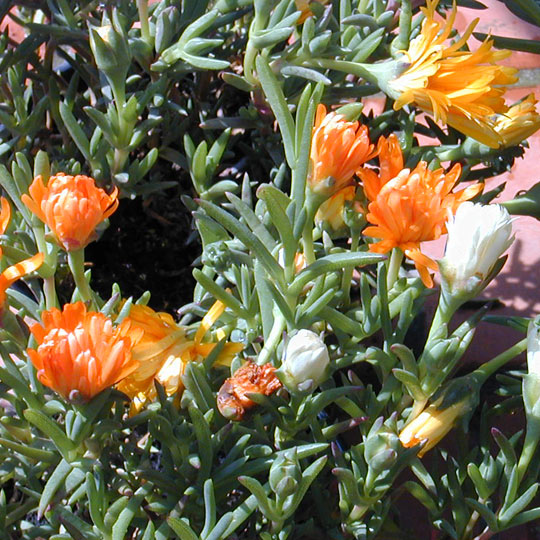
280, 330, 330, 393
439, 202, 514, 295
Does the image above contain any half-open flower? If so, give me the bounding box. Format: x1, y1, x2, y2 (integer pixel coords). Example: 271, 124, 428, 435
388, 0, 517, 148
364, 162, 481, 287
309, 105, 376, 198
27, 302, 138, 402
494, 94, 540, 147
22, 173, 119, 251
439, 202, 513, 296
217, 361, 282, 421
400, 374, 480, 457
0, 197, 43, 309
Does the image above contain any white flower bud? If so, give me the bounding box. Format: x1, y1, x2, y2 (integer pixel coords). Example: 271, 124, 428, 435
281, 330, 330, 393
439, 202, 514, 295
524, 320, 540, 426
527, 320, 540, 375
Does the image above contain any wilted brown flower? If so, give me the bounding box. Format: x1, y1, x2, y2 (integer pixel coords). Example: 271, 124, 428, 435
217, 361, 282, 421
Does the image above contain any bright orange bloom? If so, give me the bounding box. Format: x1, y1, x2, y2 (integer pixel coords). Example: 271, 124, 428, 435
389, 0, 517, 148
217, 360, 282, 421
309, 105, 377, 197
494, 94, 540, 147
0, 197, 43, 308
364, 162, 481, 287
22, 173, 119, 251
27, 302, 139, 402
357, 134, 404, 201
118, 300, 243, 412
295, 0, 329, 23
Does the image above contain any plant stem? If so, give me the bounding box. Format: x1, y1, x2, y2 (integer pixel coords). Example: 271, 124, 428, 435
426, 290, 460, 342
517, 422, 540, 482
67, 248, 94, 308
136, 0, 150, 43
472, 338, 527, 385
341, 229, 360, 306
43, 276, 58, 310
386, 248, 403, 291
258, 314, 286, 365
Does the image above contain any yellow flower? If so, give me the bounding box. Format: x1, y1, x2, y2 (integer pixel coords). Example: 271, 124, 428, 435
309, 104, 376, 197
494, 94, 540, 147
295, 0, 329, 24
364, 160, 482, 287
399, 401, 466, 457
315, 185, 362, 231
388, 0, 517, 148
118, 300, 243, 412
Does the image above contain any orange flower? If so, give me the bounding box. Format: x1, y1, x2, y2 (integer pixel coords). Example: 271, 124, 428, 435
309, 105, 376, 197
364, 162, 481, 287
27, 302, 138, 402
388, 0, 517, 148
357, 134, 404, 201
0, 197, 43, 308
22, 173, 119, 251
217, 360, 282, 421
118, 300, 243, 412
295, 0, 329, 23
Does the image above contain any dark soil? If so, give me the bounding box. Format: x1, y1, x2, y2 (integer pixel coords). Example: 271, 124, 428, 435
85, 188, 197, 313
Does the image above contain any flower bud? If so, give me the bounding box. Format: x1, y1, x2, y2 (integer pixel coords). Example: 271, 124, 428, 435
439, 202, 513, 297
523, 320, 540, 425
364, 417, 400, 472
88, 14, 131, 102
269, 450, 301, 499
280, 330, 330, 393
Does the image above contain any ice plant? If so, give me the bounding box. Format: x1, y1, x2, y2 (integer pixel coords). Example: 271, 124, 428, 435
118, 300, 243, 412
0, 197, 43, 309
357, 134, 404, 202
309, 105, 376, 198
279, 330, 330, 393
494, 94, 540, 147
387, 0, 517, 148
365, 162, 481, 287
22, 173, 119, 252
27, 302, 139, 402
217, 361, 282, 421
439, 202, 514, 296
